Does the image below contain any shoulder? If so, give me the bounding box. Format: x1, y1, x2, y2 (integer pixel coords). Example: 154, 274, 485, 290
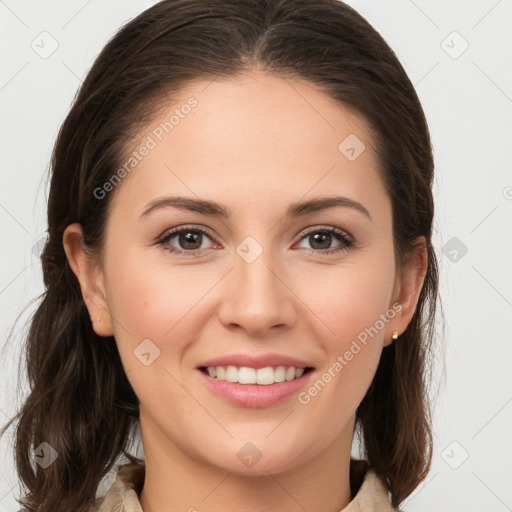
91, 462, 145, 512
344, 459, 399, 512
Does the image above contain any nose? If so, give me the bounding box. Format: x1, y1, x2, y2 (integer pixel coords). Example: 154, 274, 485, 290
217, 244, 297, 337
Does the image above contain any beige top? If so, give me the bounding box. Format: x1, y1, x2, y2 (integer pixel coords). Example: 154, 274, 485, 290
92, 459, 397, 512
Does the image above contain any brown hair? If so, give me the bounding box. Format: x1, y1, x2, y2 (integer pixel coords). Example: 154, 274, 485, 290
1, 0, 439, 510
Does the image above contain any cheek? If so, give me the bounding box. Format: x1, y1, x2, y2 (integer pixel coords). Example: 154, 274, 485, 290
103, 253, 197, 409
105, 250, 197, 340
295, 261, 394, 404
298, 260, 394, 345
103, 249, 216, 396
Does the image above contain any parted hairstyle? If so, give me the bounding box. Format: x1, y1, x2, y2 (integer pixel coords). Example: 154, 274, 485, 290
1, 0, 439, 510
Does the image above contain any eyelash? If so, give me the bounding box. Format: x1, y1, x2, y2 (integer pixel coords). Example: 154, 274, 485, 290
156, 224, 354, 257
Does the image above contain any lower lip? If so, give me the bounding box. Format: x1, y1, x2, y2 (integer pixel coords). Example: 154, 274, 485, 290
197, 369, 315, 408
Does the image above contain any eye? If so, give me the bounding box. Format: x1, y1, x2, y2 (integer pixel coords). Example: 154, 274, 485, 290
157, 225, 217, 256
156, 224, 354, 257
294, 226, 353, 255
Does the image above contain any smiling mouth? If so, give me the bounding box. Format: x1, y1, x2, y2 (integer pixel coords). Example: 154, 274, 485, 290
198, 365, 315, 385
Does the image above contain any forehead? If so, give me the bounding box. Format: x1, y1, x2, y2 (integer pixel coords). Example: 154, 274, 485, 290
109, 71, 388, 221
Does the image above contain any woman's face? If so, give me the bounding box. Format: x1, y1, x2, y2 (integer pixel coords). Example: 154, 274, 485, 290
68, 71, 424, 476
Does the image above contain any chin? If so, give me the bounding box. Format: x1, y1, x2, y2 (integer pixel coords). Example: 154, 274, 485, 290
201, 441, 311, 477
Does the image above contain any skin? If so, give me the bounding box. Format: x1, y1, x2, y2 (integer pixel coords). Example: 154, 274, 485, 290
64, 70, 427, 512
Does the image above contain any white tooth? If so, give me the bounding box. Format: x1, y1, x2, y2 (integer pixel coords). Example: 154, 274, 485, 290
274, 366, 286, 382
285, 367, 296, 381
256, 367, 275, 385
225, 365, 238, 382
210, 365, 304, 384
238, 366, 257, 384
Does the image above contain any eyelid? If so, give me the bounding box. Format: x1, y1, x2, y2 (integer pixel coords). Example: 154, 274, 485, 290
156, 224, 217, 243
295, 224, 354, 243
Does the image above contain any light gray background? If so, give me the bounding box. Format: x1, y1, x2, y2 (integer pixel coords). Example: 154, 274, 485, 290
1, 1, 511, 510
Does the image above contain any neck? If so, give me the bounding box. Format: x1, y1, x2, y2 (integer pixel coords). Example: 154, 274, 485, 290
138, 413, 355, 512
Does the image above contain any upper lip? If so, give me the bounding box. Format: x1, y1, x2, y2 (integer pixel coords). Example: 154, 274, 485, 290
197, 353, 315, 370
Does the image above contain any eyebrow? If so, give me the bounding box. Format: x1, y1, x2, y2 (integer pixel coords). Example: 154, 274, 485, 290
141, 195, 372, 221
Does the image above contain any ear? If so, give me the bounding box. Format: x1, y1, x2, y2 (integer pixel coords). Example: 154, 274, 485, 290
384, 236, 428, 346
62, 223, 114, 337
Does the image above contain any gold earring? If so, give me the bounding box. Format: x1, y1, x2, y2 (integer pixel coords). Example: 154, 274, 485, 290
391, 331, 399, 340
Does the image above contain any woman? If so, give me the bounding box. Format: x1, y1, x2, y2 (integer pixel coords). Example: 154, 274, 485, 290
1, 0, 439, 510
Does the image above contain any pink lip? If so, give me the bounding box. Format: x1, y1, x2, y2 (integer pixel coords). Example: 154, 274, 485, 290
196, 368, 315, 408
197, 352, 314, 370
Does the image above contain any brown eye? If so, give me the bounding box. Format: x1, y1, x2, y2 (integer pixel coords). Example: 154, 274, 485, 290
157, 225, 217, 256
295, 227, 353, 255
308, 232, 333, 250
175, 231, 204, 250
